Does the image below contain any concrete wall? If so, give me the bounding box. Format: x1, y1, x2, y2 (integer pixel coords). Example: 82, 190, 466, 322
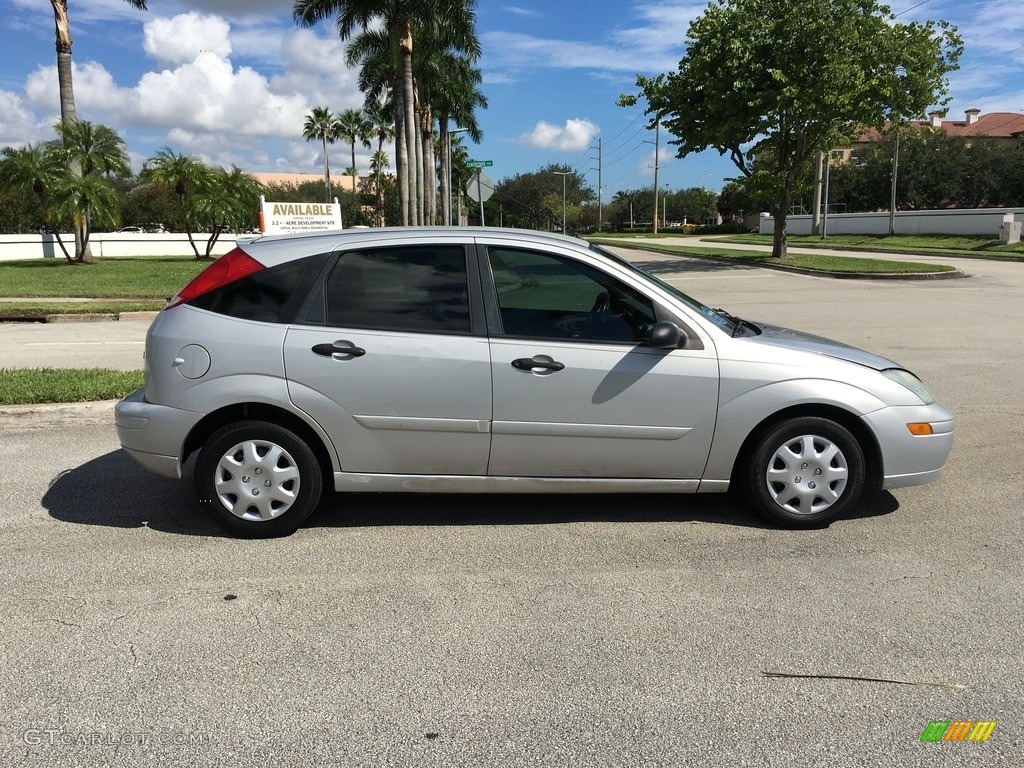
758, 208, 1024, 236
0, 232, 239, 261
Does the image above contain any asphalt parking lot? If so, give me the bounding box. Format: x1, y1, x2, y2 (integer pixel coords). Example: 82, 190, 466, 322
1, 248, 1021, 766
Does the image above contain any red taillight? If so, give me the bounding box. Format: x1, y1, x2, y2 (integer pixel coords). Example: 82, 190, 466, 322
165, 248, 264, 309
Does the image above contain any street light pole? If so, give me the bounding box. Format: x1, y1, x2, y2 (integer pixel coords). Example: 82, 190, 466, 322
553, 170, 571, 233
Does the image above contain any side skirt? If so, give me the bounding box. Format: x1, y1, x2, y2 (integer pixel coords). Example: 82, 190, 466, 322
333, 473, 704, 494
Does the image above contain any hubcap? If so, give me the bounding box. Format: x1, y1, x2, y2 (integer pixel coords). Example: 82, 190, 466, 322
765, 434, 848, 516
214, 439, 300, 521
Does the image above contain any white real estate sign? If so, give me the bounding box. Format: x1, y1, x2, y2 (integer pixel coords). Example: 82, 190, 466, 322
259, 197, 342, 235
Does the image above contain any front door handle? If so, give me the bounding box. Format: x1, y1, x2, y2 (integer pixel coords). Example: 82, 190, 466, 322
312, 341, 366, 358
511, 356, 565, 372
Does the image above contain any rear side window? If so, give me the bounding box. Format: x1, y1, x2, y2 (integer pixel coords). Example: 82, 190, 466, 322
325, 246, 470, 333
188, 253, 327, 323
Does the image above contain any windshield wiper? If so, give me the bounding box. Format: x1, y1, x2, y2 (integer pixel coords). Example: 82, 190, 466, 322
711, 307, 748, 337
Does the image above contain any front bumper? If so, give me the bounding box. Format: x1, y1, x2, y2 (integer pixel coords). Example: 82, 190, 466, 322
114, 387, 204, 479
862, 402, 955, 490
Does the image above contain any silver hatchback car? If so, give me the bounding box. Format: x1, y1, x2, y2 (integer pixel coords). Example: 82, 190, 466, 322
115, 228, 953, 537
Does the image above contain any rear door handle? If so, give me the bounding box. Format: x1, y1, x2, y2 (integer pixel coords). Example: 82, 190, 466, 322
312, 341, 366, 358
511, 356, 564, 372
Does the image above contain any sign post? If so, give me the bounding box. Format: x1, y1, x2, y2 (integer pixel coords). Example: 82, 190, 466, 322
464, 163, 494, 227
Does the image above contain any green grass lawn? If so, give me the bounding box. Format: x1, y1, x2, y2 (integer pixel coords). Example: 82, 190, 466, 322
0, 368, 143, 405
0, 257, 209, 298
720, 233, 1024, 257
0, 300, 165, 318
611, 242, 955, 273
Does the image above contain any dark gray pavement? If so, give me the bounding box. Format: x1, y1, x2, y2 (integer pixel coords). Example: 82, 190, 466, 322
1, 243, 1021, 766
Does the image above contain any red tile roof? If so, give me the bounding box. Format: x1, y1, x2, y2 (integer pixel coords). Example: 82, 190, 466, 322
852, 111, 1024, 143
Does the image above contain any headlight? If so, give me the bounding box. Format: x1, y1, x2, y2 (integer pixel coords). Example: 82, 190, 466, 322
882, 369, 935, 405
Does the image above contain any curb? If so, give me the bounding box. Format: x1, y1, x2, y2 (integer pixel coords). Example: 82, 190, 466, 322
0, 399, 117, 429
0, 310, 159, 324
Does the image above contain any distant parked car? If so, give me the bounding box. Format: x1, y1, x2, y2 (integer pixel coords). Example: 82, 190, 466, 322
118, 226, 145, 233
115, 227, 954, 537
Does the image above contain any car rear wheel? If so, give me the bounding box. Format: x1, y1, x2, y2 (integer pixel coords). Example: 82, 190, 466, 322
742, 417, 865, 528
195, 420, 322, 537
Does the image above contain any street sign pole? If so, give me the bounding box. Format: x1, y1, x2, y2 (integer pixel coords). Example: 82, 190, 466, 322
476, 170, 485, 227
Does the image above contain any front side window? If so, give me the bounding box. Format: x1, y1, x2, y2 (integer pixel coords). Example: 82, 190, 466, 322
487, 248, 657, 343
325, 246, 470, 333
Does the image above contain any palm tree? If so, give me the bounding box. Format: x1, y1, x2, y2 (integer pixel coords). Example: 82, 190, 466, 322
49, 1, 148, 125
337, 108, 372, 189
302, 106, 341, 203
142, 148, 214, 258
191, 166, 264, 257
422, 52, 485, 226
368, 149, 390, 226
0, 143, 72, 259
50, 1, 148, 258
294, 0, 480, 226
48, 172, 121, 260
50, 120, 130, 261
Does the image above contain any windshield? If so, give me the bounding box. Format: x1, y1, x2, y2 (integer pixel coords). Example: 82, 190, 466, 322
589, 242, 741, 333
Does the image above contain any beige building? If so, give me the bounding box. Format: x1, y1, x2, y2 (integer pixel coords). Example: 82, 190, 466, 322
833, 109, 1024, 163
249, 171, 366, 193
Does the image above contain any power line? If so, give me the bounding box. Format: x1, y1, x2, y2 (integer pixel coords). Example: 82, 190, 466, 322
893, 0, 931, 17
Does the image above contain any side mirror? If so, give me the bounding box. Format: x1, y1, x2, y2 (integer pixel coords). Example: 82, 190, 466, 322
650, 321, 682, 349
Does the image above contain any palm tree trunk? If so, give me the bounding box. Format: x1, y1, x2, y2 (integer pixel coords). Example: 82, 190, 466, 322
394, 80, 409, 226
401, 21, 418, 226
322, 134, 331, 203
439, 118, 450, 226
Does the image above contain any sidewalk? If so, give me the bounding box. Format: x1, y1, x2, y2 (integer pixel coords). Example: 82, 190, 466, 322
0, 316, 149, 370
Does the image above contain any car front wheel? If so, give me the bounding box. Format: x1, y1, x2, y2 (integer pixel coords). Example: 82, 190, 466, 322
742, 417, 865, 528
195, 420, 323, 537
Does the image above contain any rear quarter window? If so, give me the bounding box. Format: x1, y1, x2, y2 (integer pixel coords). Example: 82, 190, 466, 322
188, 253, 328, 323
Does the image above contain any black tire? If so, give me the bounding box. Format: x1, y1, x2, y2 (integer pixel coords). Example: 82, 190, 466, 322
195, 420, 323, 538
741, 416, 865, 528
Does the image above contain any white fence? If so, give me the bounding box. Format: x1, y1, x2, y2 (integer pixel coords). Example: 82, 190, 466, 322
758, 208, 1024, 236
0, 232, 240, 261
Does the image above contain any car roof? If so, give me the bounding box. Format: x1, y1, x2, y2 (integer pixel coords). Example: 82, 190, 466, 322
238, 227, 593, 267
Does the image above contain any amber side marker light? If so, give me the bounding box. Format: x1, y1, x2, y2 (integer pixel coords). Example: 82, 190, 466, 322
907, 423, 934, 436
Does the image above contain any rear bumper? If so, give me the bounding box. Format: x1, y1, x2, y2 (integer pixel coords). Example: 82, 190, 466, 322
114, 387, 204, 479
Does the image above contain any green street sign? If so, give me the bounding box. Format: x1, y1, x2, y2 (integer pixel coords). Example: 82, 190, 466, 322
466, 159, 493, 168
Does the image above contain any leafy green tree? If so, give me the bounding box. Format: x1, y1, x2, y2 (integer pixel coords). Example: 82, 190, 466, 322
624, 0, 962, 257
716, 180, 768, 224
141, 148, 215, 258
302, 106, 342, 203
494, 164, 595, 232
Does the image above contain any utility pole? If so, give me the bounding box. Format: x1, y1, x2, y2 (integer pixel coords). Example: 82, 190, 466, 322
652, 118, 660, 234
811, 152, 824, 236
553, 170, 571, 233
596, 138, 603, 231
889, 132, 900, 235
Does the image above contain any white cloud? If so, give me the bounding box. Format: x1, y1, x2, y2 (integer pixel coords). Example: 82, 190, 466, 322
0, 90, 47, 147
505, 5, 543, 17
519, 119, 599, 151
25, 60, 131, 117
143, 12, 233, 65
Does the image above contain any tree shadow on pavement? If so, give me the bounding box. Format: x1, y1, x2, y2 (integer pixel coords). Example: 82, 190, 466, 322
42, 450, 900, 537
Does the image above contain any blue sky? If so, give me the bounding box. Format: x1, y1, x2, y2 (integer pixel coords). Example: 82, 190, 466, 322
1, 0, 1022, 200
